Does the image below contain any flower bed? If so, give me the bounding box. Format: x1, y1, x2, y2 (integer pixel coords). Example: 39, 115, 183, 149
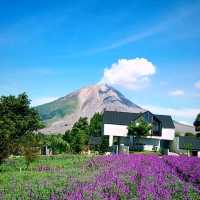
52, 154, 200, 200
163, 155, 200, 191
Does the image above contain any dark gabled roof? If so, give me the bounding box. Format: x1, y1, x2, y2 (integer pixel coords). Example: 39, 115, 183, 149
103, 111, 142, 126
89, 136, 102, 145
179, 136, 200, 150
155, 114, 175, 129
103, 110, 175, 129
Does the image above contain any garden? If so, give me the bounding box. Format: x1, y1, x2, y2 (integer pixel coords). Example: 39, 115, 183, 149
0, 154, 200, 200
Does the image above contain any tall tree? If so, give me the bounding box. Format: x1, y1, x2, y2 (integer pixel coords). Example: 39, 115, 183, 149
89, 113, 103, 137
128, 118, 152, 149
46, 135, 70, 154
69, 117, 89, 153
71, 117, 89, 135
99, 136, 109, 154
0, 93, 43, 163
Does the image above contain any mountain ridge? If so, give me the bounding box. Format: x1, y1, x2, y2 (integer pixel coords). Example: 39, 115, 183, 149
35, 83, 196, 134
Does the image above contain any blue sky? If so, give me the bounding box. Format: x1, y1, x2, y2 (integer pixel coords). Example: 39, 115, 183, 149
0, 0, 200, 124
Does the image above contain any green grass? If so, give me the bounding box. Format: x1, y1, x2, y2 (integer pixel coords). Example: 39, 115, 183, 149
0, 154, 91, 200
129, 150, 161, 156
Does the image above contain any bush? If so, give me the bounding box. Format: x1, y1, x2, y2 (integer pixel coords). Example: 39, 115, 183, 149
185, 132, 194, 137
196, 132, 200, 137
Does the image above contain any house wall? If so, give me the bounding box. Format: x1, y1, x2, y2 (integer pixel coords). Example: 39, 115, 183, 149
161, 128, 175, 140
109, 135, 113, 146
104, 124, 128, 137
139, 138, 160, 151
104, 124, 175, 141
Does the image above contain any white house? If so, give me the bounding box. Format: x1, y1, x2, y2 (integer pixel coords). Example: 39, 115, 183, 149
103, 110, 175, 152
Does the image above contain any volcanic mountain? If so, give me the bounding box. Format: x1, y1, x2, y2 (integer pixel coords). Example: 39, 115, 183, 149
35, 84, 144, 133
35, 84, 195, 134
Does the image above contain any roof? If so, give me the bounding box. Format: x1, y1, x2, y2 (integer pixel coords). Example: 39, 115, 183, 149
155, 114, 175, 129
103, 110, 175, 129
179, 136, 200, 150
103, 111, 142, 125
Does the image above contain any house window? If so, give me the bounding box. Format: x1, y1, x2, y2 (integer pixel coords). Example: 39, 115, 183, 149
144, 112, 153, 123
152, 117, 162, 136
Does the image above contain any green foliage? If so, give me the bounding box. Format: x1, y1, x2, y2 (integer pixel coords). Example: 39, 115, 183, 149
46, 135, 70, 154
71, 117, 89, 134
128, 118, 152, 138
175, 132, 181, 137
0, 93, 43, 163
73, 130, 89, 153
19, 133, 42, 169
64, 117, 89, 153
62, 130, 71, 143
184, 143, 192, 154
185, 132, 194, 137
99, 136, 109, 154
63, 113, 107, 154
89, 113, 103, 137
196, 132, 200, 137
194, 113, 200, 131
0, 117, 15, 163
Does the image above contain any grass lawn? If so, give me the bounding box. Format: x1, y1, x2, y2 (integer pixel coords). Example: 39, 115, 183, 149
0, 154, 91, 199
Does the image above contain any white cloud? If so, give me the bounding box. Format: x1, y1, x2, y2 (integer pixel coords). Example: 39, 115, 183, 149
169, 89, 185, 96
142, 105, 199, 125
194, 80, 200, 89
101, 58, 156, 90
31, 96, 58, 107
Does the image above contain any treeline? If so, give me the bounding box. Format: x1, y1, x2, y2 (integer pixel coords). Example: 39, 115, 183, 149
0, 93, 108, 167
62, 114, 109, 154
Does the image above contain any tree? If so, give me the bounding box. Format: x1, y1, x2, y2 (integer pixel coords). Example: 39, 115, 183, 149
71, 117, 89, 134
0, 118, 15, 164
72, 130, 89, 153
128, 118, 152, 149
185, 132, 194, 137
196, 132, 200, 138
175, 132, 181, 137
99, 136, 109, 154
89, 113, 103, 137
20, 133, 42, 169
46, 135, 70, 154
68, 117, 89, 153
194, 113, 200, 132
0, 93, 43, 163
62, 130, 71, 143
128, 118, 152, 138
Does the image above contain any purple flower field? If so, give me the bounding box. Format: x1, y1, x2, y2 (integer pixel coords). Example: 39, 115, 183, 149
51, 154, 200, 200
1, 154, 200, 200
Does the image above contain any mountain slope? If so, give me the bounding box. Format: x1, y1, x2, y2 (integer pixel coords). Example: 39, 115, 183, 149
174, 121, 196, 135
36, 83, 196, 135
35, 84, 144, 134
36, 91, 78, 125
